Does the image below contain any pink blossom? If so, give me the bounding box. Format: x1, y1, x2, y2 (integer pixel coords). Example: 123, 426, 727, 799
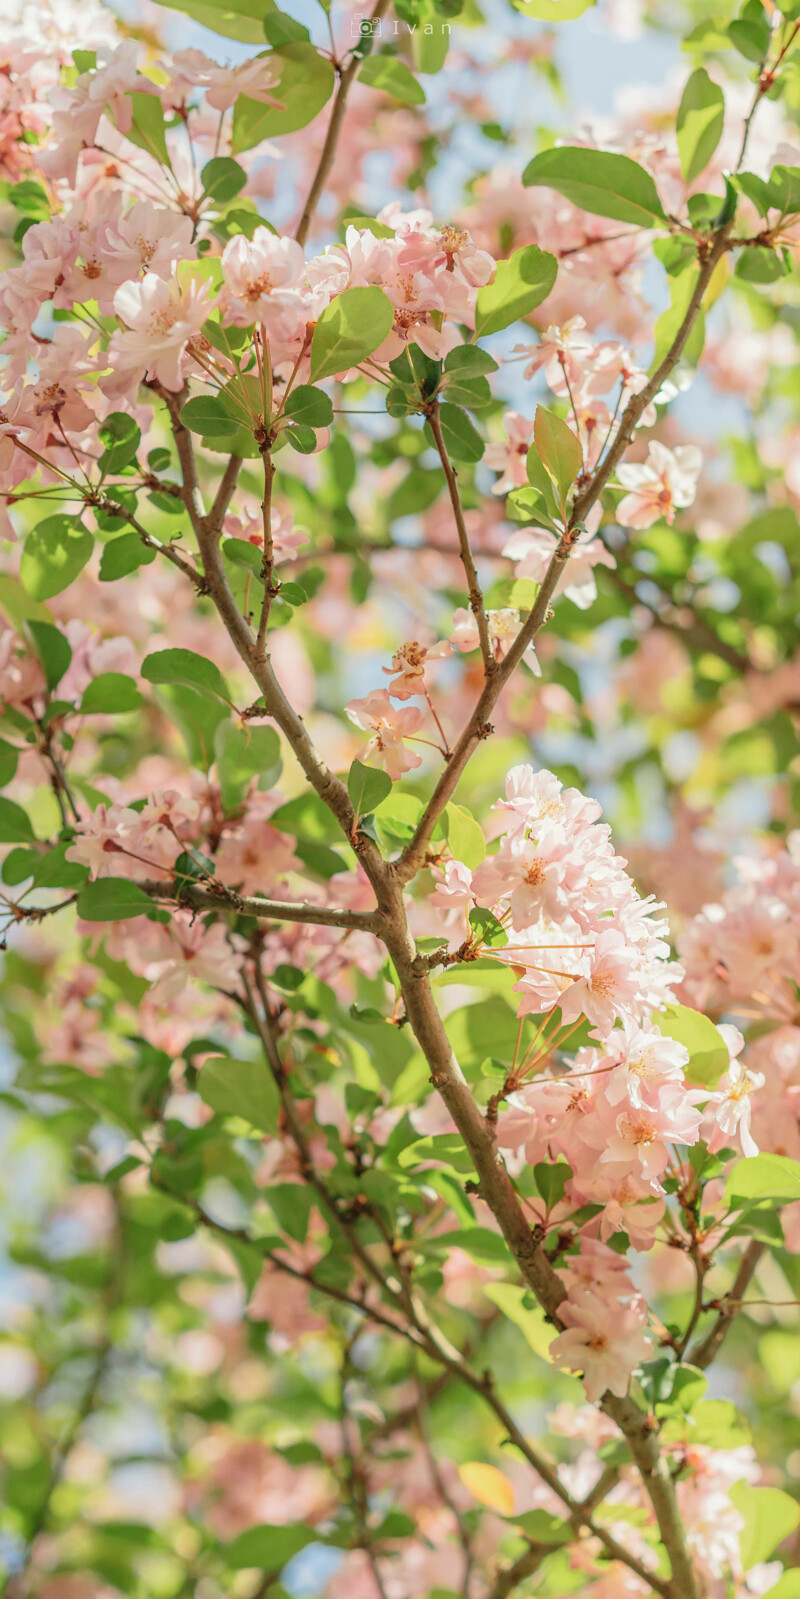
580, 1080, 704, 1187
503, 524, 615, 611
66, 803, 147, 878
471, 825, 569, 928
484, 411, 535, 495
382, 639, 451, 699
448, 607, 541, 670
514, 316, 596, 390
144, 914, 242, 1001
216, 818, 301, 896
706, 1030, 765, 1159
549, 1288, 652, 1401
171, 48, 281, 113
346, 689, 424, 780
223, 502, 305, 563
108, 269, 214, 396
97, 203, 195, 285
429, 859, 475, 915
604, 1023, 689, 1109
558, 930, 644, 1036
616, 441, 702, 529
220, 230, 309, 336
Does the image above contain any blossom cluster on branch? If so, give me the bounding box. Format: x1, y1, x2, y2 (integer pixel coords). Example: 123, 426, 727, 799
2, 0, 800, 1596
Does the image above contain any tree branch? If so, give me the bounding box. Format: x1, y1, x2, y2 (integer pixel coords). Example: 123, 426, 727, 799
396, 226, 733, 883
294, 0, 391, 248
138, 877, 380, 931
428, 405, 494, 676
571, 228, 731, 527
688, 1240, 765, 1370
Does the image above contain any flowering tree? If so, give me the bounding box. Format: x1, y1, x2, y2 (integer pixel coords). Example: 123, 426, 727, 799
4, 0, 800, 1594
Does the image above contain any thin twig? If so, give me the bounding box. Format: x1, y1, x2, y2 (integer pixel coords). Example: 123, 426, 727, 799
428, 405, 494, 676
137, 877, 380, 931
294, 0, 391, 247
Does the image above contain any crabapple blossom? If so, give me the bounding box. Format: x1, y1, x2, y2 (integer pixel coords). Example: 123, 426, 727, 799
382, 638, 452, 699
484, 411, 535, 494
503, 523, 616, 610
616, 440, 703, 528
220, 230, 311, 335
346, 689, 425, 778
170, 48, 282, 113
549, 1286, 653, 1401
448, 606, 542, 669
107, 270, 214, 396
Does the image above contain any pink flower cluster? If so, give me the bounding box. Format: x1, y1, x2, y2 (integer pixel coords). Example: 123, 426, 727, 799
550, 1240, 653, 1400
438, 764, 684, 1037
0, 22, 499, 491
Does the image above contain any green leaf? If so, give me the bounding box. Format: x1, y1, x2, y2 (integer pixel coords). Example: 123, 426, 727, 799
534, 1160, 571, 1209
225, 1523, 314, 1571
483, 1282, 554, 1360
27, 621, 71, 693
271, 792, 342, 843
724, 1153, 800, 1208
30, 844, 89, 889
769, 164, 800, 214
442, 996, 521, 1070
342, 213, 396, 240
654, 1002, 729, 1085
309, 286, 394, 382
213, 721, 282, 811
180, 394, 241, 437
283, 385, 334, 427
651, 264, 706, 372
142, 648, 232, 705
441, 368, 492, 409
0, 797, 35, 843
80, 674, 143, 715
125, 91, 171, 168
474, 244, 557, 338
262, 10, 310, 44
99, 533, 157, 582
358, 54, 426, 104
444, 345, 498, 377
736, 245, 788, 284
727, 14, 770, 60
98, 412, 142, 473
196, 375, 262, 459
522, 147, 667, 227
0, 738, 19, 787
154, 685, 229, 772
512, 0, 593, 13
76, 878, 157, 922
0, 575, 52, 626
232, 44, 335, 149
348, 758, 392, 815
534, 407, 582, 500
730, 1484, 800, 1568
21, 516, 93, 601
398, 1132, 477, 1174
677, 68, 725, 184
431, 1226, 509, 1265
198, 1054, 279, 1133
511, 1509, 572, 1544
432, 402, 484, 463
150, 0, 278, 43
412, 15, 450, 73
442, 802, 485, 867
284, 424, 317, 454
201, 156, 247, 202
762, 1575, 800, 1599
